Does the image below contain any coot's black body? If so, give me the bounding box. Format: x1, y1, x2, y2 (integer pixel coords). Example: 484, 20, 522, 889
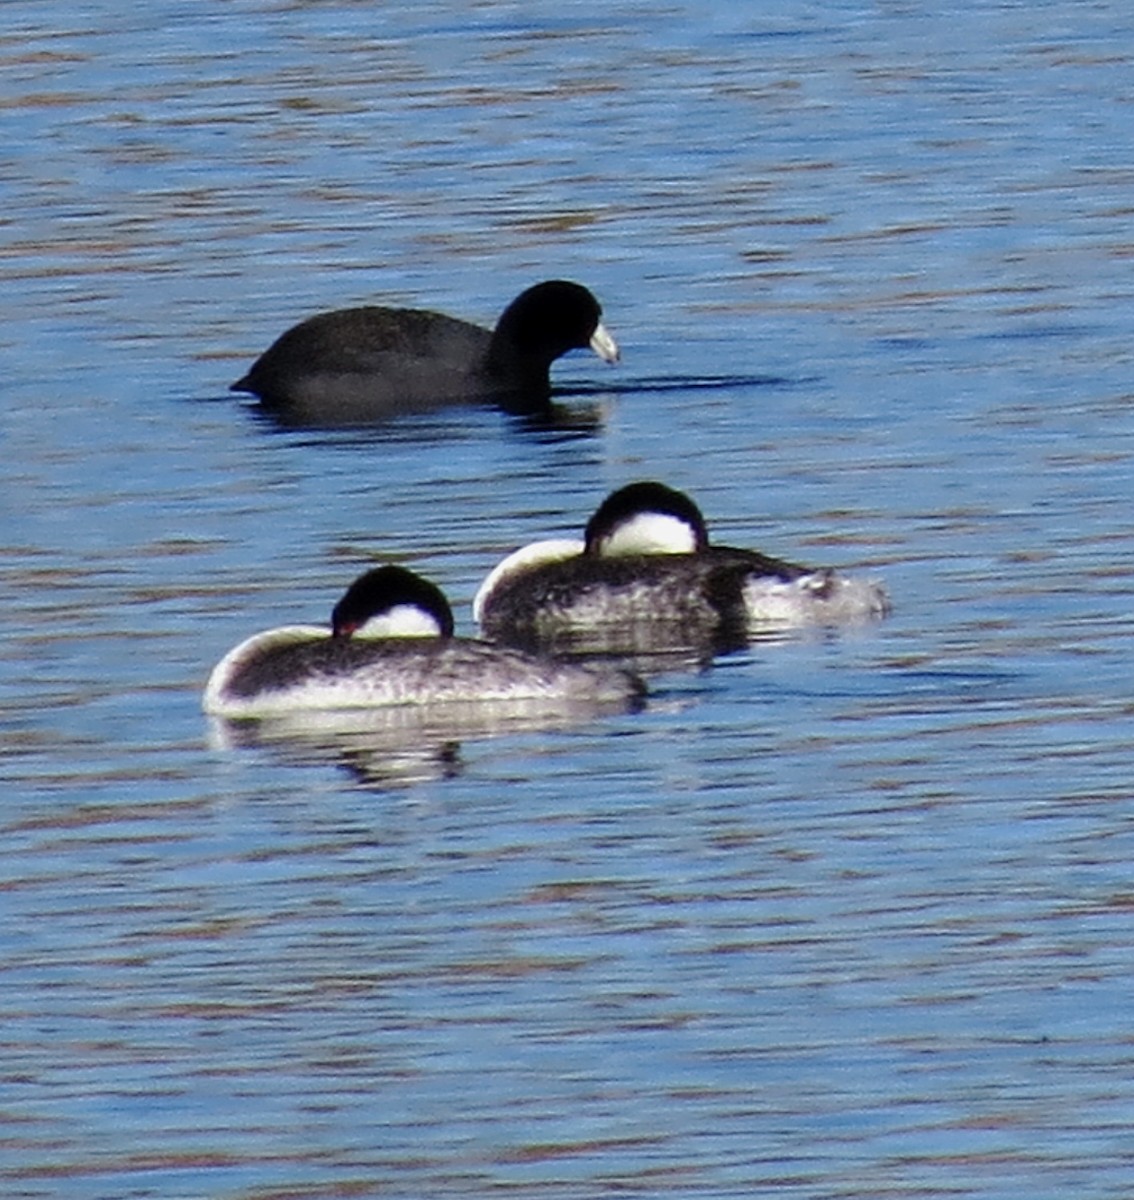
232, 280, 618, 424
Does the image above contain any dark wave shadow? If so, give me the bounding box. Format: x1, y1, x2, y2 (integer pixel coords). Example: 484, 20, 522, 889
555, 372, 806, 398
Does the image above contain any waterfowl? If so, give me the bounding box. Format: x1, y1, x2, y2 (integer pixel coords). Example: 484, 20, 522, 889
231, 280, 619, 424
475, 481, 890, 649
204, 565, 643, 718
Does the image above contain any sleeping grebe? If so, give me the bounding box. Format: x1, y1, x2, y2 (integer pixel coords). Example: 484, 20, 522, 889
475, 482, 889, 648
204, 565, 643, 718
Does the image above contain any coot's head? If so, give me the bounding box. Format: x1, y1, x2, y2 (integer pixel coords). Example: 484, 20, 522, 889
489, 281, 619, 378
584, 481, 710, 557
332, 565, 455, 639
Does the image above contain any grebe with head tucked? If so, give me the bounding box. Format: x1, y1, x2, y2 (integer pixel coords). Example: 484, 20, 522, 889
204, 565, 644, 719
475, 481, 890, 648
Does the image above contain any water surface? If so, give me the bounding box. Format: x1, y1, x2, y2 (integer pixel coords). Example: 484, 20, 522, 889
3, 2, 1134, 1197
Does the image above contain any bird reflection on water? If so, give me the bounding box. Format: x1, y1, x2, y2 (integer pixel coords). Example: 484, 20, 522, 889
207, 693, 644, 791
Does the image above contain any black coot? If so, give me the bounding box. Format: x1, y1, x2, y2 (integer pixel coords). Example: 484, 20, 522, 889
231, 279, 619, 424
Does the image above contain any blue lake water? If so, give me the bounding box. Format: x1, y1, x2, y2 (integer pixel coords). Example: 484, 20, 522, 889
4, 1, 1134, 1196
